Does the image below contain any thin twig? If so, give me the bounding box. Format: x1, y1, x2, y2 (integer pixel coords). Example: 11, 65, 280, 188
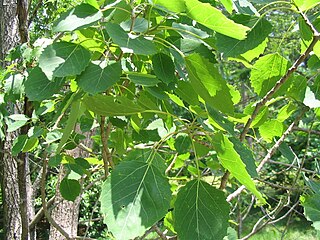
152, 225, 167, 240
29, 196, 55, 230
100, 116, 114, 178
227, 108, 307, 202
165, 153, 178, 175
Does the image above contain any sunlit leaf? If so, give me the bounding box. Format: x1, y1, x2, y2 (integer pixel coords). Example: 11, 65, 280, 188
294, 0, 320, 11
229, 137, 258, 178
185, 0, 250, 40
212, 132, 266, 204
259, 119, 284, 143
186, 53, 234, 114
39, 42, 91, 80
216, 15, 272, 58
250, 53, 289, 97
56, 100, 83, 154
153, 0, 186, 12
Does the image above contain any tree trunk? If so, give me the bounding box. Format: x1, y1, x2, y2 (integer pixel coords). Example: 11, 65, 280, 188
0, 1, 34, 239
0, 1, 22, 239
49, 128, 93, 240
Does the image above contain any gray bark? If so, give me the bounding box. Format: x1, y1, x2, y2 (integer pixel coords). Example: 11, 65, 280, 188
0, 1, 22, 239
49, 128, 93, 240
0, 0, 34, 239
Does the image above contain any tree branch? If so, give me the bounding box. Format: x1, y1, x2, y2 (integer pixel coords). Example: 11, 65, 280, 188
220, 9, 320, 190
227, 108, 307, 202
40, 156, 72, 240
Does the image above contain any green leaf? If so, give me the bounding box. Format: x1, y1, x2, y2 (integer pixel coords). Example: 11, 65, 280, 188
172, 22, 209, 40
56, 100, 83, 154
28, 126, 44, 138
212, 132, 266, 204
22, 137, 39, 152
185, 0, 250, 40
167, 93, 185, 107
120, 18, 149, 33
250, 53, 289, 97
53, 3, 103, 32
12, 135, 28, 156
304, 175, 320, 194
185, 53, 234, 114
279, 142, 296, 162
277, 102, 297, 122
83, 95, 145, 116
259, 120, 284, 143
173, 179, 229, 240
287, 75, 307, 102
6, 116, 29, 132
105, 22, 157, 55
127, 73, 160, 86
39, 42, 91, 80
216, 15, 272, 58
294, 0, 320, 11
229, 137, 258, 178
311, 75, 320, 100
60, 178, 81, 201
299, 17, 320, 58
153, 0, 186, 12
207, 105, 235, 135
175, 81, 199, 106
233, 0, 259, 15
77, 62, 121, 94
45, 130, 63, 144
49, 155, 63, 167
4, 74, 24, 101
8, 114, 29, 121
174, 133, 192, 154
24, 67, 65, 101
100, 161, 171, 240
224, 227, 238, 240
152, 53, 175, 84
220, 0, 233, 13
301, 193, 320, 233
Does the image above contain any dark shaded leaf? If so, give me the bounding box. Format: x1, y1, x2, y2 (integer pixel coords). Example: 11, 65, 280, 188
173, 180, 229, 240
100, 161, 171, 240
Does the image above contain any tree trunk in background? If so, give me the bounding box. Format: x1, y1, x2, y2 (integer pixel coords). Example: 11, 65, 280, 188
0, 0, 34, 239
49, 128, 93, 240
0, 1, 22, 239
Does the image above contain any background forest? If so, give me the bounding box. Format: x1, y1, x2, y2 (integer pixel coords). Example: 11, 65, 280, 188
1, 0, 320, 239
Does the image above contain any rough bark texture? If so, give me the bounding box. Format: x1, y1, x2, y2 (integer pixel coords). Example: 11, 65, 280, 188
0, 1, 34, 239
0, 1, 22, 239
49, 128, 93, 240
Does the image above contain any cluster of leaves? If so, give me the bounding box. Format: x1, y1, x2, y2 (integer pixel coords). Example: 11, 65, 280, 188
2, 0, 320, 239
